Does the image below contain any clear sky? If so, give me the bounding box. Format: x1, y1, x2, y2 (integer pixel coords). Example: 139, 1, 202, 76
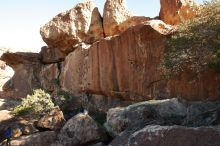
0, 0, 206, 52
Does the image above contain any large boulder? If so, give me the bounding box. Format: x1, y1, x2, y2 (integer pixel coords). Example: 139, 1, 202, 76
103, 0, 132, 36
10, 131, 56, 146
56, 113, 109, 146
60, 19, 220, 101
37, 107, 65, 130
159, 0, 196, 25
0, 52, 42, 98
105, 98, 187, 135
40, 0, 104, 53
106, 98, 220, 136
110, 125, 220, 146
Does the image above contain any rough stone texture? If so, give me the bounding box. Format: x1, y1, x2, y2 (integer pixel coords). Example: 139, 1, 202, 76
60, 21, 170, 100
60, 43, 90, 96
39, 63, 60, 92
109, 125, 220, 146
183, 101, 220, 126
167, 70, 220, 101
10, 131, 56, 146
0, 52, 41, 98
80, 94, 134, 114
106, 98, 220, 136
57, 113, 108, 146
60, 20, 220, 101
106, 98, 187, 135
103, 0, 132, 36
159, 0, 196, 25
85, 7, 105, 43
40, 46, 66, 64
37, 107, 65, 130
40, 0, 104, 52
0, 52, 40, 67
117, 16, 151, 34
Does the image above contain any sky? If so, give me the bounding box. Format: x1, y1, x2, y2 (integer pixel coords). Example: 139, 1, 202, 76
0, 0, 206, 52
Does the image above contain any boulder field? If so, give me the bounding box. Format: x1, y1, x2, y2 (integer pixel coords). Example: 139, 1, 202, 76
0, 0, 220, 145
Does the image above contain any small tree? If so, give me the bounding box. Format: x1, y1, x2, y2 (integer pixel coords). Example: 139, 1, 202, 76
162, 0, 220, 76
12, 89, 54, 116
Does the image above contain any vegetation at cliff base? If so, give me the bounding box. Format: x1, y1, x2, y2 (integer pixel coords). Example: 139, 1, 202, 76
162, 0, 220, 76
12, 89, 54, 116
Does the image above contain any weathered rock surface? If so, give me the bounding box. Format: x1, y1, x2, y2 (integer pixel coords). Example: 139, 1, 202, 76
106, 98, 187, 135
39, 63, 60, 92
85, 7, 105, 43
159, 0, 196, 25
0, 52, 40, 67
110, 125, 220, 146
37, 107, 65, 130
60, 20, 220, 101
10, 131, 56, 146
40, 46, 66, 64
106, 98, 220, 136
56, 113, 108, 146
0, 52, 42, 98
103, 0, 132, 36
40, 0, 104, 52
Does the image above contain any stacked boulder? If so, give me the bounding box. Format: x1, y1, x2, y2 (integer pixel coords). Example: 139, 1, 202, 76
0, 0, 220, 146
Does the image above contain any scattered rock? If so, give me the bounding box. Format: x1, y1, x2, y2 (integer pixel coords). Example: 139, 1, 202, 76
103, 0, 132, 36
56, 113, 109, 146
110, 125, 220, 146
37, 107, 65, 130
159, 0, 196, 25
40, 0, 104, 53
10, 131, 56, 146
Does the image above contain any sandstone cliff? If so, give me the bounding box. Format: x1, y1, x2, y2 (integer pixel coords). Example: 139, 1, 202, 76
0, 0, 219, 101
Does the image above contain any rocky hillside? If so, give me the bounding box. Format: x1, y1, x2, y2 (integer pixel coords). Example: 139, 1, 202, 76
0, 0, 220, 146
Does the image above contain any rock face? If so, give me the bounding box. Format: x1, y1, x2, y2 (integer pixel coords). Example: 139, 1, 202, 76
37, 107, 65, 130
39, 63, 60, 92
159, 0, 196, 25
40, 46, 66, 64
60, 20, 220, 101
40, 0, 104, 53
110, 125, 220, 146
0, 52, 41, 98
103, 0, 132, 36
10, 131, 56, 146
57, 113, 108, 146
60, 21, 170, 100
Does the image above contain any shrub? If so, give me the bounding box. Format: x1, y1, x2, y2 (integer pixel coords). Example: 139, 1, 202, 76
53, 90, 75, 112
12, 89, 54, 116
162, 0, 220, 76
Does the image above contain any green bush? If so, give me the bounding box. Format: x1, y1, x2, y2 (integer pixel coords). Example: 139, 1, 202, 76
53, 90, 75, 112
12, 89, 54, 116
162, 0, 220, 76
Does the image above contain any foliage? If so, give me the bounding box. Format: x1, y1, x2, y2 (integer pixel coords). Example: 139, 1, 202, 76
53, 90, 75, 112
12, 89, 54, 116
162, 0, 220, 76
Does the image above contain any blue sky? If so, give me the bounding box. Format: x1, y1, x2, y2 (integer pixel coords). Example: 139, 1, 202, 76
0, 0, 206, 52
